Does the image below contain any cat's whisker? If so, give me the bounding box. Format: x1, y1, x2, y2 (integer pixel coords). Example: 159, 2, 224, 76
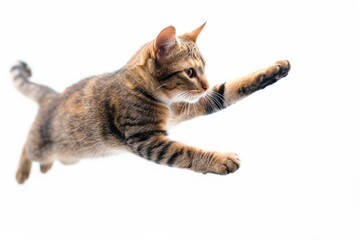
205, 91, 227, 111
186, 93, 199, 116
209, 94, 222, 112
209, 91, 228, 108
169, 91, 188, 105
182, 93, 191, 115
204, 94, 216, 112
192, 102, 198, 116
156, 84, 167, 90
180, 101, 187, 114
180, 101, 187, 116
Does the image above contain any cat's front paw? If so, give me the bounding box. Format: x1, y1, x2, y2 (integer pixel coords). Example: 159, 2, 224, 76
267, 60, 291, 80
258, 60, 291, 88
207, 152, 240, 175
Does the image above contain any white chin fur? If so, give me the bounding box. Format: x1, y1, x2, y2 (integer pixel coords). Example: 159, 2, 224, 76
185, 95, 203, 103
171, 91, 206, 104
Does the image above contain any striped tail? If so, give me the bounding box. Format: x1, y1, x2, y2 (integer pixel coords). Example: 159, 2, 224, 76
11, 61, 58, 104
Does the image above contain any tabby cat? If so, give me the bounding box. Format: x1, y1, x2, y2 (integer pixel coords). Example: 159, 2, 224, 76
11, 23, 290, 184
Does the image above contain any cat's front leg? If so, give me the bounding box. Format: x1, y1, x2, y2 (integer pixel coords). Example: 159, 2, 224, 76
225, 60, 291, 105
172, 60, 290, 121
127, 136, 240, 175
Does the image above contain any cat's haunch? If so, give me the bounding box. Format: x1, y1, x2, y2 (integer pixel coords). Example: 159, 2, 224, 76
11, 24, 290, 184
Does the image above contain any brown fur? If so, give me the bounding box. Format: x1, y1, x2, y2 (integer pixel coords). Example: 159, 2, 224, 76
11, 24, 291, 184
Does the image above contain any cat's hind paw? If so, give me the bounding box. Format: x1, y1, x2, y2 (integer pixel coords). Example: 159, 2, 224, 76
16, 169, 30, 184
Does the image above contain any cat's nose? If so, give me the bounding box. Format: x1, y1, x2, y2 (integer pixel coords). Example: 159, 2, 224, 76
199, 76, 209, 91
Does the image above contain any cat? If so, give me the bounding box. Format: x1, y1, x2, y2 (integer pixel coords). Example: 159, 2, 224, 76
11, 23, 291, 184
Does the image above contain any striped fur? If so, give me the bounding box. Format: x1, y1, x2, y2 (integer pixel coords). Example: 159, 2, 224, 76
11, 24, 290, 184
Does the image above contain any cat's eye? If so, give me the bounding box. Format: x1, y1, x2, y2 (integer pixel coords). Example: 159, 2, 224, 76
185, 68, 196, 78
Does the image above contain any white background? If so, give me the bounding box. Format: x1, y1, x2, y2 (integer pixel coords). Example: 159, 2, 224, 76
1, 0, 359, 239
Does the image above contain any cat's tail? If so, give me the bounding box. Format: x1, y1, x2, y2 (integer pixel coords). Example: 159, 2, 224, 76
11, 61, 58, 104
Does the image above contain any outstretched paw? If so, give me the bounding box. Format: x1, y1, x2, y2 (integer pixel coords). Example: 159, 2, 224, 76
272, 60, 291, 79
260, 60, 291, 88
208, 152, 241, 175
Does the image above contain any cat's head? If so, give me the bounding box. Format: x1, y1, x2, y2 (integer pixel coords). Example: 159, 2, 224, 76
151, 23, 209, 105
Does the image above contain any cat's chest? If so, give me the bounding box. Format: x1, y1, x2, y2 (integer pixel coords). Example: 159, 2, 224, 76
165, 110, 180, 130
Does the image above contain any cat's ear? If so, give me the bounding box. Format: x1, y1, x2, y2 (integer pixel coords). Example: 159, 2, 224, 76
181, 22, 206, 43
154, 26, 178, 64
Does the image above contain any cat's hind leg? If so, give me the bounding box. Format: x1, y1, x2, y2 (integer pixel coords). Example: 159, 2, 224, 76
16, 150, 55, 183
16, 146, 32, 184
40, 162, 54, 174
33, 151, 56, 174
16, 136, 56, 183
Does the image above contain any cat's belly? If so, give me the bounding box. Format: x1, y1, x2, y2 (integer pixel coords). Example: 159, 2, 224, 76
56, 145, 127, 164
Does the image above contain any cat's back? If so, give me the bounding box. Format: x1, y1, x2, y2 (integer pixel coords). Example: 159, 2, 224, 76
32, 72, 129, 156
